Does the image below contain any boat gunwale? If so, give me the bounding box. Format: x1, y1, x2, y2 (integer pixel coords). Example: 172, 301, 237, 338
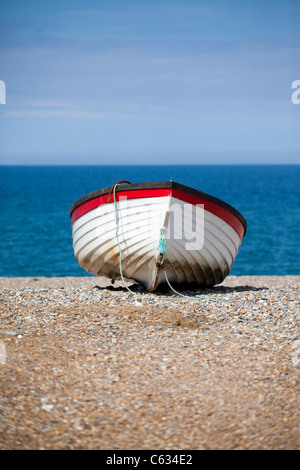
70, 181, 247, 236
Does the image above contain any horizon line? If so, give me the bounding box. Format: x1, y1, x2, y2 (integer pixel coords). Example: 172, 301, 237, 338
1, 162, 299, 167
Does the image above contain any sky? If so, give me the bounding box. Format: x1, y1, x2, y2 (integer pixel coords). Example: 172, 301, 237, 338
0, 0, 299, 165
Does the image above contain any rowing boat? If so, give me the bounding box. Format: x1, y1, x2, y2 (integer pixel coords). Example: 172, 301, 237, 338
70, 180, 247, 291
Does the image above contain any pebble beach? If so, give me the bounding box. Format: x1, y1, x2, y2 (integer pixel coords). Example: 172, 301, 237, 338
0, 275, 299, 450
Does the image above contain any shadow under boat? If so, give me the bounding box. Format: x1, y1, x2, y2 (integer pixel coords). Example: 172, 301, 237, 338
93, 281, 267, 296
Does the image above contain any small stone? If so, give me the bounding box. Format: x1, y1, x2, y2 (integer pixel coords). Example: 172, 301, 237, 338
41, 404, 54, 412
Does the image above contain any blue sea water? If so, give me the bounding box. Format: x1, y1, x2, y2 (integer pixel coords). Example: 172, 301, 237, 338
0, 165, 299, 277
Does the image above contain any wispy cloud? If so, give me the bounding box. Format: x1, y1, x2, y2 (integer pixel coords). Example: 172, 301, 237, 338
0, 0, 299, 162
2, 98, 170, 121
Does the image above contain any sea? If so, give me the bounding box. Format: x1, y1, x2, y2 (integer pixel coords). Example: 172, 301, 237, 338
0, 165, 299, 277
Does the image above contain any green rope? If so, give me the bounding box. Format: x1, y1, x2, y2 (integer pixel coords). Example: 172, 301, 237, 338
114, 183, 216, 301
157, 227, 167, 262
158, 224, 217, 301
163, 269, 215, 300
113, 183, 140, 296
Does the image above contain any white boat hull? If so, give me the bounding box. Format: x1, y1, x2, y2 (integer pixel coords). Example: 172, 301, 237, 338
70, 181, 247, 291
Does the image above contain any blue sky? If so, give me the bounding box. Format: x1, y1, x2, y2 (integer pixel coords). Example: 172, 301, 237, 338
0, 0, 299, 165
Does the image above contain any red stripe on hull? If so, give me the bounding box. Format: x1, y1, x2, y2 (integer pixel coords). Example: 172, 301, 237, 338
71, 188, 172, 225
71, 187, 245, 240
171, 188, 245, 240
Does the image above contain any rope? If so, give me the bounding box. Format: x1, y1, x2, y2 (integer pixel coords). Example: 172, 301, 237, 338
108, 180, 131, 202
113, 183, 140, 296
157, 227, 217, 301
157, 227, 167, 262
113, 183, 216, 301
